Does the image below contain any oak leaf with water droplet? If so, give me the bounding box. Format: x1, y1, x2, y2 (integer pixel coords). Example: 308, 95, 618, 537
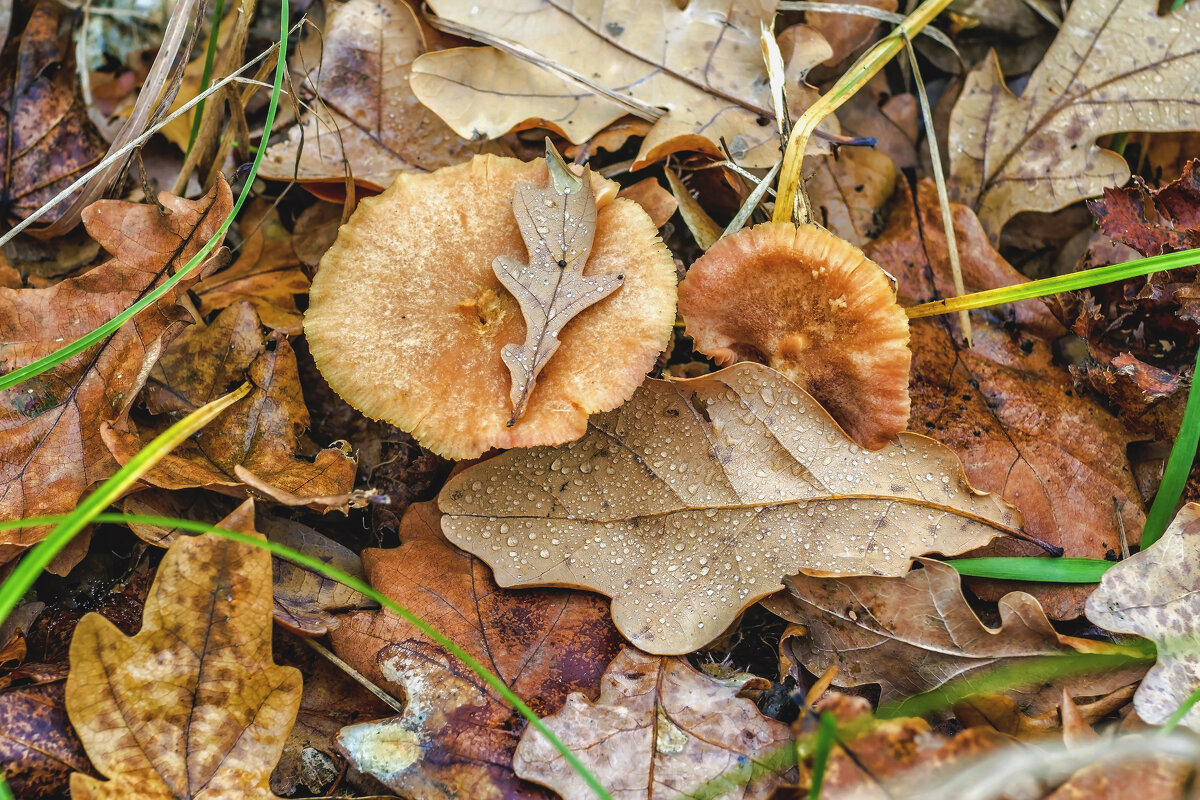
439, 362, 1022, 654
497, 144, 623, 424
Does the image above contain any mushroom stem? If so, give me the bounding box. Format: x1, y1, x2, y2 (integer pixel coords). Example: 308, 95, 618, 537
772, 0, 955, 226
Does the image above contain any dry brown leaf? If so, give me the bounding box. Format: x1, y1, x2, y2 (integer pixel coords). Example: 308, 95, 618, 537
121, 490, 373, 636
1088, 158, 1200, 257
411, 0, 833, 169
329, 501, 623, 800
0, 1, 106, 229
439, 362, 1020, 655
101, 302, 356, 506
807, 146, 897, 247
953, 687, 1136, 740
618, 177, 678, 229
803, 0, 898, 69
65, 501, 302, 799
1086, 503, 1200, 731
947, 0, 1200, 240
192, 201, 310, 334
0, 664, 93, 800
513, 647, 795, 799
866, 180, 1143, 619
497, 147, 624, 423
764, 558, 1142, 715
0, 178, 232, 569
259, 0, 482, 193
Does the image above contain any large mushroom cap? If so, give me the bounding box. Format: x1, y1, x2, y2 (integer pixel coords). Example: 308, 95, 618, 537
305, 154, 677, 459
678, 222, 910, 449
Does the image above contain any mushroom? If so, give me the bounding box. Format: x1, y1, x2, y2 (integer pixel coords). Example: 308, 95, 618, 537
304, 154, 678, 459
677, 221, 910, 449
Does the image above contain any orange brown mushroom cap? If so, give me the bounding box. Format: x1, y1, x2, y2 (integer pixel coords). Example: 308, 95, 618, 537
678, 222, 910, 450
304, 154, 678, 459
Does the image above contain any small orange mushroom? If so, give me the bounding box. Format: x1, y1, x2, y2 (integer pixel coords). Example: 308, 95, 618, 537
304, 154, 677, 459
678, 222, 910, 450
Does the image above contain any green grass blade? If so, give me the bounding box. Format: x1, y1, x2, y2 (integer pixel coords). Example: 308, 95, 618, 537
905, 247, 1200, 318
0, 511, 613, 800
0, 384, 249, 625
948, 557, 1114, 582
0, 0, 288, 393
1141, 343, 1200, 549
1161, 685, 1200, 734
185, 0, 227, 156
808, 712, 837, 800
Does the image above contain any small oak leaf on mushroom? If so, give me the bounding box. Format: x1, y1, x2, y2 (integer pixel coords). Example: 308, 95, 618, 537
496, 142, 624, 425
678, 222, 910, 450
305, 149, 677, 459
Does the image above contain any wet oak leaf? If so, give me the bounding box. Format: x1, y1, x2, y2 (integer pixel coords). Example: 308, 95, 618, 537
497, 148, 623, 423
947, 0, 1200, 241
439, 362, 1021, 655
410, 0, 833, 169
866, 181, 1144, 619
329, 501, 623, 800
259, 0, 482, 194
101, 302, 356, 506
192, 201, 310, 334
0, 1, 107, 229
512, 647, 794, 799
0, 178, 233, 568
1086, 503, 1200, 731
764, 559, 1141, 715
65, 502, 302, 799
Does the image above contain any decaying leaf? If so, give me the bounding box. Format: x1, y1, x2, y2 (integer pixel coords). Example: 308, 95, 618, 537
0, 1, 106, 229
1089, 160, 1200, 257
513, 647, 794, 799
411, 0, 833, 169
866, 180, 1144, 619
192, 201, 310, 334
807, 146, 897, 247
1086, 503, 1200, 731
329, 501, 623, 800
65, 502, 302, 799
440, 362, 1020, 655
259, 0, 482, 193
0, 179, 232, 569
497, 146, 623, 423
947, 0, 1200, 240
765, 558, 1142, 714
0, 664, 93, 799
101, 302, 356, 507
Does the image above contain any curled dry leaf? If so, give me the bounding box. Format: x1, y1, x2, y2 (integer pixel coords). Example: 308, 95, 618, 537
513, 647, 795, 800
1086, 503, 1200, 732
947, 0, 1200, 240
304, 154, 677, 459
866, 180, 1143, 619
192, 201, 310, 334
65, 501, 302, 799
101, 302, 357, 507
678, 222, 911, 450
0, 178, 232, 570
0, 664, 93, 800
0, 1, 106, 230
259, 0, 481, 193
496, 146, 624, 424
411, 0, 833, 169
764, 559, 1142, 715
440, 362, 1019, 655
1089, 158, 1200, 257
329, 501, 623, 800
